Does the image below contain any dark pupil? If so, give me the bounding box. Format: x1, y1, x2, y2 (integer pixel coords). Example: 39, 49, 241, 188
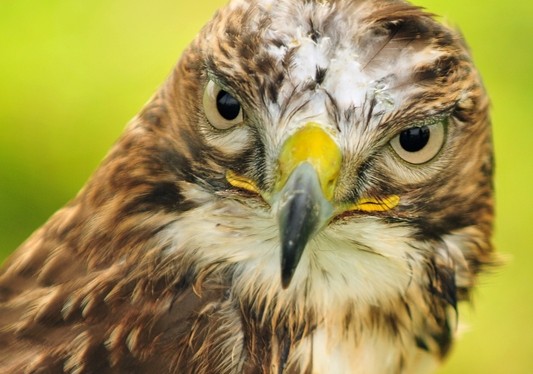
216, 90, 241, 121
399, 126, 430, 152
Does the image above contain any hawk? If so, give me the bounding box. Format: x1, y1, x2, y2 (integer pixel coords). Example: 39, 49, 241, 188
0, 0, 495, 373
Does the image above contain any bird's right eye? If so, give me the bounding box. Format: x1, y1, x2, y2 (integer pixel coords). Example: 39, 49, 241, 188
389, 119, 446, 165
203, 80, 244, 130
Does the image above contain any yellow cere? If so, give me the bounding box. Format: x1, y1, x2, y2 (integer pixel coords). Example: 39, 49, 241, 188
227, 123, 399, 214
346, 195, 401, 213
225, 170, 261, 194
276, 123, 342, 200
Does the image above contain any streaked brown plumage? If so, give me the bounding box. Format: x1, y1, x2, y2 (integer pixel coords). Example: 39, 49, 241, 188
0, 0, 495, 373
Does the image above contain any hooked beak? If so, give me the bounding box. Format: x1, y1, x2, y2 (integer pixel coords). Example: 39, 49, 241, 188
273, 124, 341, 288
276, 162, 334, 288
226, 122, 400, 289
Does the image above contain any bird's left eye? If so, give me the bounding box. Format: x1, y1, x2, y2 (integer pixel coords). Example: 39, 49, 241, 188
390, 119, 446, 164
203, 80, 244, 130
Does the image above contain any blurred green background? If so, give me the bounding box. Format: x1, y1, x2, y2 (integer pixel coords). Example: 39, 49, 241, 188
0, 1, 531, 372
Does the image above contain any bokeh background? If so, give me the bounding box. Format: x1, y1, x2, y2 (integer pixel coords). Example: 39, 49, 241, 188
0, 0, 531, 372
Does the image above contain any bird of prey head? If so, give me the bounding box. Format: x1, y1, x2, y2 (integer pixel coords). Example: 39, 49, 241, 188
0, 0, 495, 373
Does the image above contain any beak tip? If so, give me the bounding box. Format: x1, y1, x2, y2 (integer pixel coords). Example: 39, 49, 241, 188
280, 245, 299, 289
281, 273, 292, 289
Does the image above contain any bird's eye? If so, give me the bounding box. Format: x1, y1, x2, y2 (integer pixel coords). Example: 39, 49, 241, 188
390, 119, 446, 164
203, 80, 244, 130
